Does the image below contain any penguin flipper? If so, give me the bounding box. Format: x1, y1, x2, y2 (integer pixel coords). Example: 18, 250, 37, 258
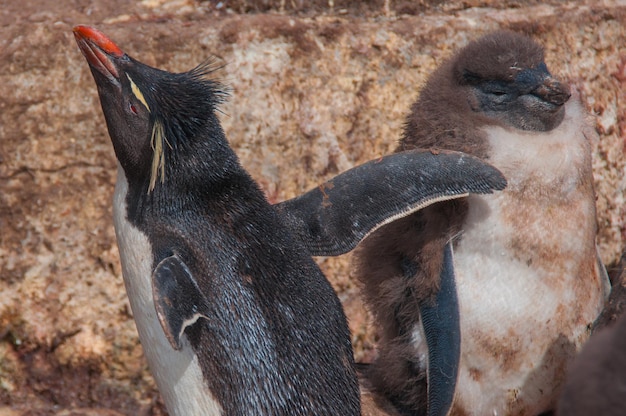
419, 241, 460, 416
276, 149, 506, 256
152, 254, 210, 350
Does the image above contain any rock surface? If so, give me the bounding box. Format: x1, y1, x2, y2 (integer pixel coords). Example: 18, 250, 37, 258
1, 0, 625, 414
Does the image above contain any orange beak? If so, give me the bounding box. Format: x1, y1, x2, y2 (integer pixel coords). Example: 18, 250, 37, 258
73, 25, 125, 80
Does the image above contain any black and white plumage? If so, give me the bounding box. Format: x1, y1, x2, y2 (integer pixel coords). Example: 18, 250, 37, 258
73, 24, 360, 416
73, 25, 507, 416
356, 30, 610, 415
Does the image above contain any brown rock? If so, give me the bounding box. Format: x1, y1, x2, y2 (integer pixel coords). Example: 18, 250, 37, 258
1, 0, 625, 414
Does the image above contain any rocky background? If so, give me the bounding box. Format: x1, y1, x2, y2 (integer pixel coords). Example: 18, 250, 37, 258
0, 0, 625, 414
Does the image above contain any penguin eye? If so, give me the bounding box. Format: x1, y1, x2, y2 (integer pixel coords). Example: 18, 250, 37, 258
129, 102, 138, 115
480, 82, 509, 98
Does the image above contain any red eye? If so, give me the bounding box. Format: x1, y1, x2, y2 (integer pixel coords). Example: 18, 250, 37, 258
129, 103, 138, 114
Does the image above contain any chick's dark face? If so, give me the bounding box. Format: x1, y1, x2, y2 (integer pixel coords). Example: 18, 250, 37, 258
452, 31, 571, 132
465, 62, 570, 132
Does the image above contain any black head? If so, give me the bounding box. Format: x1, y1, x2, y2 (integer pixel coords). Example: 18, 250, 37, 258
453, 30, 570, 131
73, 25, 230, 193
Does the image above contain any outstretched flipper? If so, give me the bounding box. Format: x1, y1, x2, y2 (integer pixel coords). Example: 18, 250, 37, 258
276, 149, 506, 256
152, 254, 211, 350
419, 242, 460, 416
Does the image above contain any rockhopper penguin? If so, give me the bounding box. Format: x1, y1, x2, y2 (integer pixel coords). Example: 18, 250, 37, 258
73, 25, 507, 415
73, 24, 360, 416
355, 30, 610, 415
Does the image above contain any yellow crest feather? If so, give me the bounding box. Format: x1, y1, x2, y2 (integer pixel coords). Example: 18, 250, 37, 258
125, 75, 170, 193
127, 75, 150, 112
148, 120, 173, 193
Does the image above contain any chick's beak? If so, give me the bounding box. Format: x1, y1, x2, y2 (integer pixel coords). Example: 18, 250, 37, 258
532, 76, 571, 107
73, 25, 125, 82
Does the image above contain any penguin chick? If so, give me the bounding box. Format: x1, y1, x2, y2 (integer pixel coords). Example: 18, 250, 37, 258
74, 25, 361, 416
73, 25, 508, 416
356, 30, 609, 416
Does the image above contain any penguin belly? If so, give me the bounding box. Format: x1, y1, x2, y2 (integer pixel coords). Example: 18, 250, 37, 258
447, 102, 608, 415
450, 194, 605, 414
112, 166, 223, 416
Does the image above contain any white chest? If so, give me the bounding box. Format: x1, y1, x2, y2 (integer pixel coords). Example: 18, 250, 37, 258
112, 167, 222, 416
447, 100, 608, 415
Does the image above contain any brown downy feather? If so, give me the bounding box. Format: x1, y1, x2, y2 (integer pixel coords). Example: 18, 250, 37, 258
357, 199, 467, 415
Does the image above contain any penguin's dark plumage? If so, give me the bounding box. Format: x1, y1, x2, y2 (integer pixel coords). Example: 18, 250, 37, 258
74, 25, 360, 416
356, 30, 609, 415
277, 149, 506, 257
74, 26, 507, 416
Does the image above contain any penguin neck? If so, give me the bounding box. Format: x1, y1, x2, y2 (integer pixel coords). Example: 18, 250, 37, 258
121, 126, 254, 224
482, 98, 593, 196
